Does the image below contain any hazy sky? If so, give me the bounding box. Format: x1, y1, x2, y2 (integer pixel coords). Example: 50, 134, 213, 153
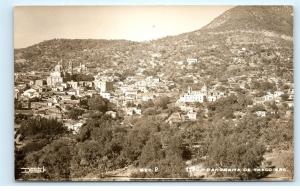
14, 6, 232, 48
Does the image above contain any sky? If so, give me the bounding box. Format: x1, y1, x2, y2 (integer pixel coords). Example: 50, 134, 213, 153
14, 6, 233, 48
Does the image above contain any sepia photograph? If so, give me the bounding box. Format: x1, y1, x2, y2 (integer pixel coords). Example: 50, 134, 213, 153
14, 5, 294, 181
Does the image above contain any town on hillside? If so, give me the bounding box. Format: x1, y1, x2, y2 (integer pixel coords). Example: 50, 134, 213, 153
14, 5, 294, 181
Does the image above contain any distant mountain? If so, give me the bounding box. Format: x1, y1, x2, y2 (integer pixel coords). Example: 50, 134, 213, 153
146, 5, 293, 84
202, 6, 293, 36
15, 6, 293, 83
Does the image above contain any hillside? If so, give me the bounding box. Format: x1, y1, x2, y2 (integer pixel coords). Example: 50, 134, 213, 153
14, 6, 294, 181
15, 39, 138, 72
202, 6, 293, 36
149, 5, 293, 84
14, 5, 293, 85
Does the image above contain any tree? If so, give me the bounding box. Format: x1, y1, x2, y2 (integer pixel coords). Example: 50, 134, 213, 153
139, 135, 164, 167
122, 129, 151, 164
14, 99, 23, 110
281, 93, 289, 101
87, 94, 108, 112
154, 96, 170, 109
72, 74, 94, 82
262, 118, 293, 150
19, 117, 67, 138
205, 116, 268, 180
281, 151, 294, 180
23, 138, 74, 180
141, 100, 154, 109
72, 115, 127, 178
259, 81, 276, 92
135, 133, 189, 178
79, 98, 89, 109
68, 108, 84, 120
126, 101, 135, 107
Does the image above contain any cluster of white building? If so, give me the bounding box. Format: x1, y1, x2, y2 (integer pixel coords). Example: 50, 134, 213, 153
178, 85, 225, 104
253, 90, 285, 105
113, 76, 164, 116
174, 84, 226, 121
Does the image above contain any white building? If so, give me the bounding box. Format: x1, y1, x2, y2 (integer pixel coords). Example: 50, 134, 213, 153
262, 91, 283, 102
75, 63, 87, 73
146, 76, 160, 84
180, 105, 194, 112
274, 91, 284, 98
207, 91, 225, 102
187, 111, 197, 120
141, 93, 154, 102
35, 80, 44, 87
67, 89, 80, 96
178, 84, 224, 104
187, 58, 197, 65
180, 93, 205, 103
106, 111, 117, 118
125, 91, 138, 100
207, 95, 217, 102
14, 88, 20, 99
179, 86, 207, 103
65, 121, 83, 134
47, 64, 63, 87
263, 93, 275, 102
22, 88, 40, 99
68, 81, 79, 89
95, 80, 114, 93
256, 110, 266, 117
52, 86, 64, 92
100, 92, 111, 100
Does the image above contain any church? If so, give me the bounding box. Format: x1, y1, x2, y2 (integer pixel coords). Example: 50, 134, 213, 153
46, 64, 63, 87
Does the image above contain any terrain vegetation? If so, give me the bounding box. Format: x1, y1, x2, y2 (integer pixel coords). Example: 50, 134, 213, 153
14, 6, 293, 181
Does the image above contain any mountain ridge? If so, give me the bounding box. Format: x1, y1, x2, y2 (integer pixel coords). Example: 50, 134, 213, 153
14, 5, 293, 76
201, 5, 293, 36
